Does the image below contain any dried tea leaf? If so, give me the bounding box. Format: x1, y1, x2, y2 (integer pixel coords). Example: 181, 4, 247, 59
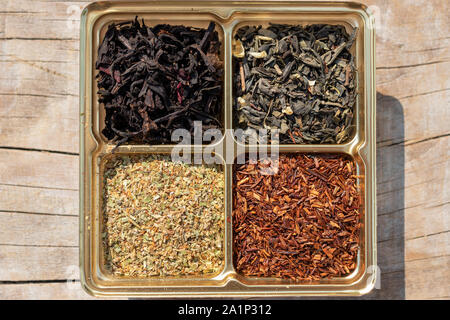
233, 24, 357, 144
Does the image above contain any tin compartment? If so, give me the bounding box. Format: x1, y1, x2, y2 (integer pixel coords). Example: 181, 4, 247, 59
80, 0, 376, 297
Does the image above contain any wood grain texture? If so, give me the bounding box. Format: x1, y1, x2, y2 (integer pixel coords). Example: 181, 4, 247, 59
0, 246, 78, 281
0, 0, 449, 299
405, 256, 450, 300
0, 212, 78, 247
0, 184, 78, 216
0, 283, 96, 300
0, 149, 78, 190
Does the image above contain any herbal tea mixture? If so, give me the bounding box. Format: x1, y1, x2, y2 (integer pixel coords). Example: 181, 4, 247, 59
103, 155, 225, 277
96, 18, 223, 146
233, 154, 361, 280
233, 24, 357, 144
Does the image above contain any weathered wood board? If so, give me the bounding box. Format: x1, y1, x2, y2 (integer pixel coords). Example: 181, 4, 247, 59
0, 0, 448, 299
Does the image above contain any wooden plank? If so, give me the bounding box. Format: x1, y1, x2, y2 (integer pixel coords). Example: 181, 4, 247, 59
376, 136, 450, 241
405, 203, 450, 240
0, 212, 77, 247
405, 255, 450, 299
0, 94, 79, 153
0, 184, 78, 216
0, 61, 78, 96
0, 149, 78, 190
379, 203, 450, 243
0, 39, 79, 62
0, 283, 96, 300
371, 0, 450, 143
367, 0, 450, 66
377, 63, 450, 97
0, 2, 87, 40
406, 232, 450, 262
378, 68, 450, 141
0, 39, 78, 153
377, 157, 448, 210
0, 1, 83, 154
0, 245, 77, 281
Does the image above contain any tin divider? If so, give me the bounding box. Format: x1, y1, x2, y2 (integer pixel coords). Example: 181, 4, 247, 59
222, 20, 236, 278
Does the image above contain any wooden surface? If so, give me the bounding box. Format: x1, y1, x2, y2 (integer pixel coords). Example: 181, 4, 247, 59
0, 0, 448, 300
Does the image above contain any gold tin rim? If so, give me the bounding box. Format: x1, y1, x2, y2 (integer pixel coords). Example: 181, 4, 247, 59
80, 0, 376, 297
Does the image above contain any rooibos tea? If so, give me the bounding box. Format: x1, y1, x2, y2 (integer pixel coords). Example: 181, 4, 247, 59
233, 154, 361, 280
96, 18, 223, 146
233, 24, 357, 144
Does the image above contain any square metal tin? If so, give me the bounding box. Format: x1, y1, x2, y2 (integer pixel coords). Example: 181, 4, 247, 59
80, 0, 376, 297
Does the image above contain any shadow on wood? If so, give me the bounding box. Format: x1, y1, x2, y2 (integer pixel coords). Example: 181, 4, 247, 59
362, 92, 405, 299
310, 92, 406, 300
